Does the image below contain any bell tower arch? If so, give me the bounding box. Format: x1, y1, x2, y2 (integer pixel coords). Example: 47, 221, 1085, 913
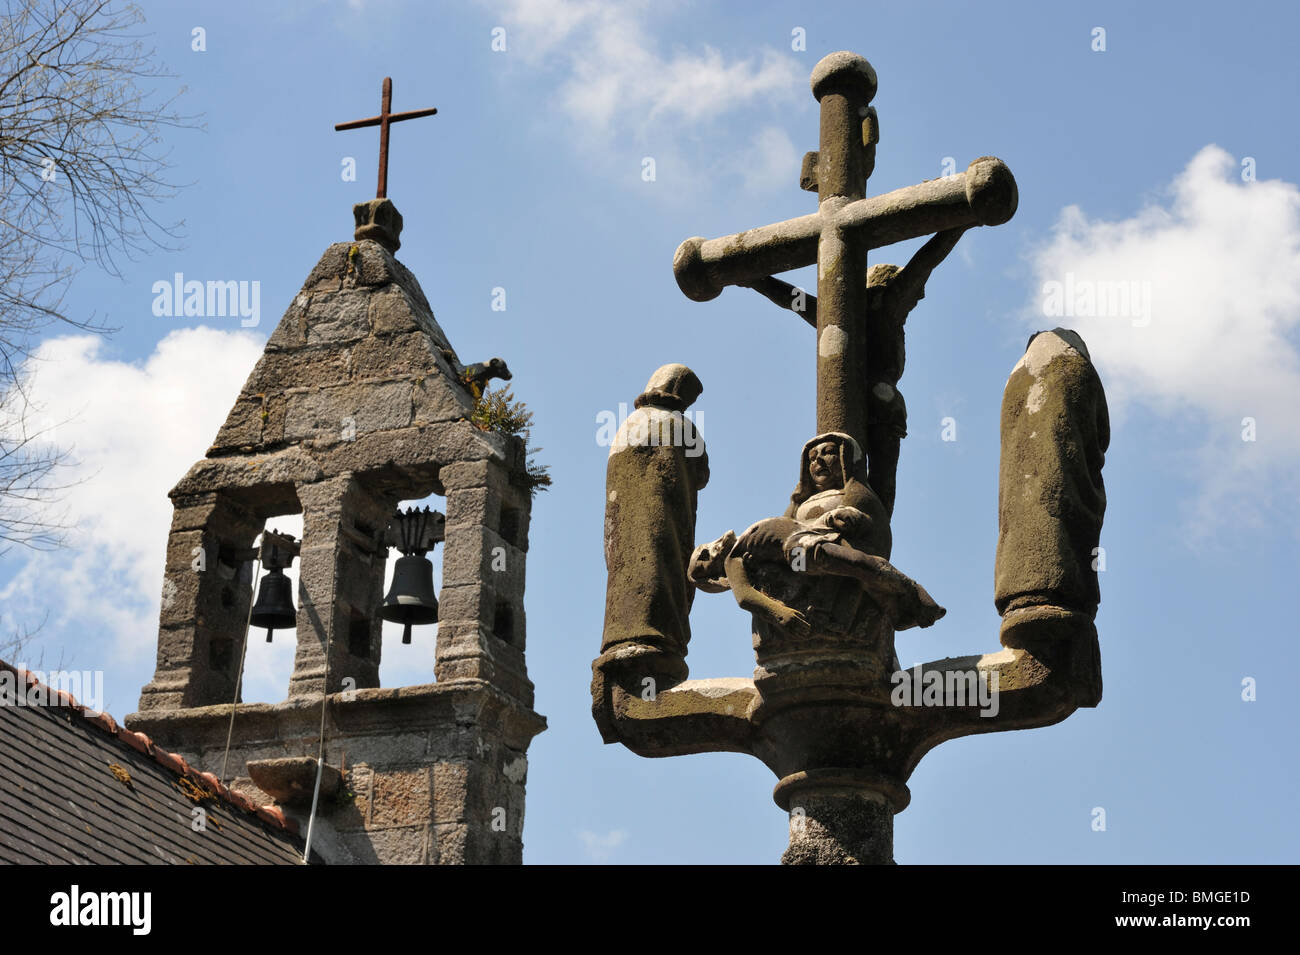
128, 200, 546, 864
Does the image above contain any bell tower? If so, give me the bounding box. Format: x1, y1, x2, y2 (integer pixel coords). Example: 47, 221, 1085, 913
127, 198, 546, 865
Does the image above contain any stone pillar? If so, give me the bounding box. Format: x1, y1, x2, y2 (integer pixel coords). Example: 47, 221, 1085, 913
776, 771, 905, 865
140, 491, 263, 710
289, 475, 393, 697
435, 459, 533, 705
812, 53, 876, 448
782, 791, 895, 865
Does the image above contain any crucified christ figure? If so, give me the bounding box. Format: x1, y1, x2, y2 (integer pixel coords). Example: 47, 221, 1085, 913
743, 226, 970, 517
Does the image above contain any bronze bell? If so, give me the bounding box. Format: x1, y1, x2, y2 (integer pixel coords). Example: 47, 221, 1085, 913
379, 506, 442, 643
250, 530, 299, 642
380, 554, 439, 644
250, 566, 296, 642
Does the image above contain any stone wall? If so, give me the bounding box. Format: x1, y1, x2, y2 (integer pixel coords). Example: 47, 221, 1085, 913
128, 683, 543, 864
129, 205, 545, 864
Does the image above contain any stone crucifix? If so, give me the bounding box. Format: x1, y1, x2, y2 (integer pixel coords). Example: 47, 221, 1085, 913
673, 52, 1017, 457
594, 51, 1109, 865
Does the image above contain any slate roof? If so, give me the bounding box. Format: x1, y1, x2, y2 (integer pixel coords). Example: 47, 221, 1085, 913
0, 660, 309, 865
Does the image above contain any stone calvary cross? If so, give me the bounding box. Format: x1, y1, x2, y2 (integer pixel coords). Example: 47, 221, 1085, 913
594, 51, 1110, 864
335, 77, 438, 199
673, 51, 1017, 453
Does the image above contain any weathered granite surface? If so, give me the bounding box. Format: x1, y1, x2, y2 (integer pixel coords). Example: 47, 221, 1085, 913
131, 202, 546, 865
595, 51, 1106, 866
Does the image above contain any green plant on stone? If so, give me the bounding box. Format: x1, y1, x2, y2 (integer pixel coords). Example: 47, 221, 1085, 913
470, 385, 552, 495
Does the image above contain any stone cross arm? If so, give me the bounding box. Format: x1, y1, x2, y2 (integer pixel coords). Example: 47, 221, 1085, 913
673, 156, 1017, 303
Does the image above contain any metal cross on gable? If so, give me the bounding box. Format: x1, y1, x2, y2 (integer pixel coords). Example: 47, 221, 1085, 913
672, 51, 1019, 453
335, 77, 438, 199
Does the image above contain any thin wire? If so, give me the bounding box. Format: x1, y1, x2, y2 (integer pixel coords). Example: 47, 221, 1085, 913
220, 548, 262, 786
302, 627, 332, 864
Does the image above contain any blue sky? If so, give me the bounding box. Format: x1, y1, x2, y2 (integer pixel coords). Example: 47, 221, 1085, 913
2, 0, 1298, 864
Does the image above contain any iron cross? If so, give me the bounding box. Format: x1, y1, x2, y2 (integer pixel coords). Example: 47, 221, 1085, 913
335, 77, 438, 199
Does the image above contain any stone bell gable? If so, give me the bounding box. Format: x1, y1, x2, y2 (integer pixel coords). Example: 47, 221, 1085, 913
128, 201, 544, 865
208, 239, 468, 460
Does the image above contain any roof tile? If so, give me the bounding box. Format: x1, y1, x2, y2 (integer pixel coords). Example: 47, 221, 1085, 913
0, 659, 301, 839
116, 727, 154, 755
83, 710, 119, 735
153, 748, 187, 776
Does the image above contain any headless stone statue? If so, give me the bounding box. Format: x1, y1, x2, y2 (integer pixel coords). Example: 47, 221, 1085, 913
996, 328, 1109, 620
601, 364, 709, 678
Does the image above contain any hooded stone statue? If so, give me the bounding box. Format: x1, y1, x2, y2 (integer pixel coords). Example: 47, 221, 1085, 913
600, 364, 709, 676
783, 431, 891, 560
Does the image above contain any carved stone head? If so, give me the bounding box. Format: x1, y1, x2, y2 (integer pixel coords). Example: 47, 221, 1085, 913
789, 432, 869, 507
635, 363, 703, 411
866, 262, 901, 287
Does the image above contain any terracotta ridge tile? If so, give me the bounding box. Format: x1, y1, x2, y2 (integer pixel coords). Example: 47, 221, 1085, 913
1, 655, 296, 835
198, 771, 229, 800
153, 748, 187, 775
226, 788, 255, 812
256, 806, 285, 827
81, 710, 120, 735
116, 727, 154, 755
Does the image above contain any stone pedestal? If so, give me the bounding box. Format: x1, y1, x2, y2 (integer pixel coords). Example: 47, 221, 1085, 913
143, 491, 264, 709
353, 197, 403, 252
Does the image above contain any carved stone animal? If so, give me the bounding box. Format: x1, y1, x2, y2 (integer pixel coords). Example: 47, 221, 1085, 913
460, 357, 512, 400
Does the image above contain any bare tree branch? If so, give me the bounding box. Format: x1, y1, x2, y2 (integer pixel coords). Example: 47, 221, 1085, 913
0, 371, 77, 551
0, 612, 54, 667
0, 0, 195, 548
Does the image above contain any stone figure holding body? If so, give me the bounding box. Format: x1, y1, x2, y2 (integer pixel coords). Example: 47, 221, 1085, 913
692, 432, 943, 636
601, 364, 709, 676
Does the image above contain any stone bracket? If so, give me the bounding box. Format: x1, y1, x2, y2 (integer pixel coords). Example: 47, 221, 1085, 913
247, 756, 342, 807
888, 607, 1101, 779
592, 606, 1100, 794
590, 652, 757, 758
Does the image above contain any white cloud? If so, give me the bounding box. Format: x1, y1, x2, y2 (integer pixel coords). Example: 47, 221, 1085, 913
1025, 145, 1300, 531
1, 328, 263, 668
578, 827, 627, 861
0, 327, 448, 701
497, 1, 799, 130
489, 0, 802, 189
